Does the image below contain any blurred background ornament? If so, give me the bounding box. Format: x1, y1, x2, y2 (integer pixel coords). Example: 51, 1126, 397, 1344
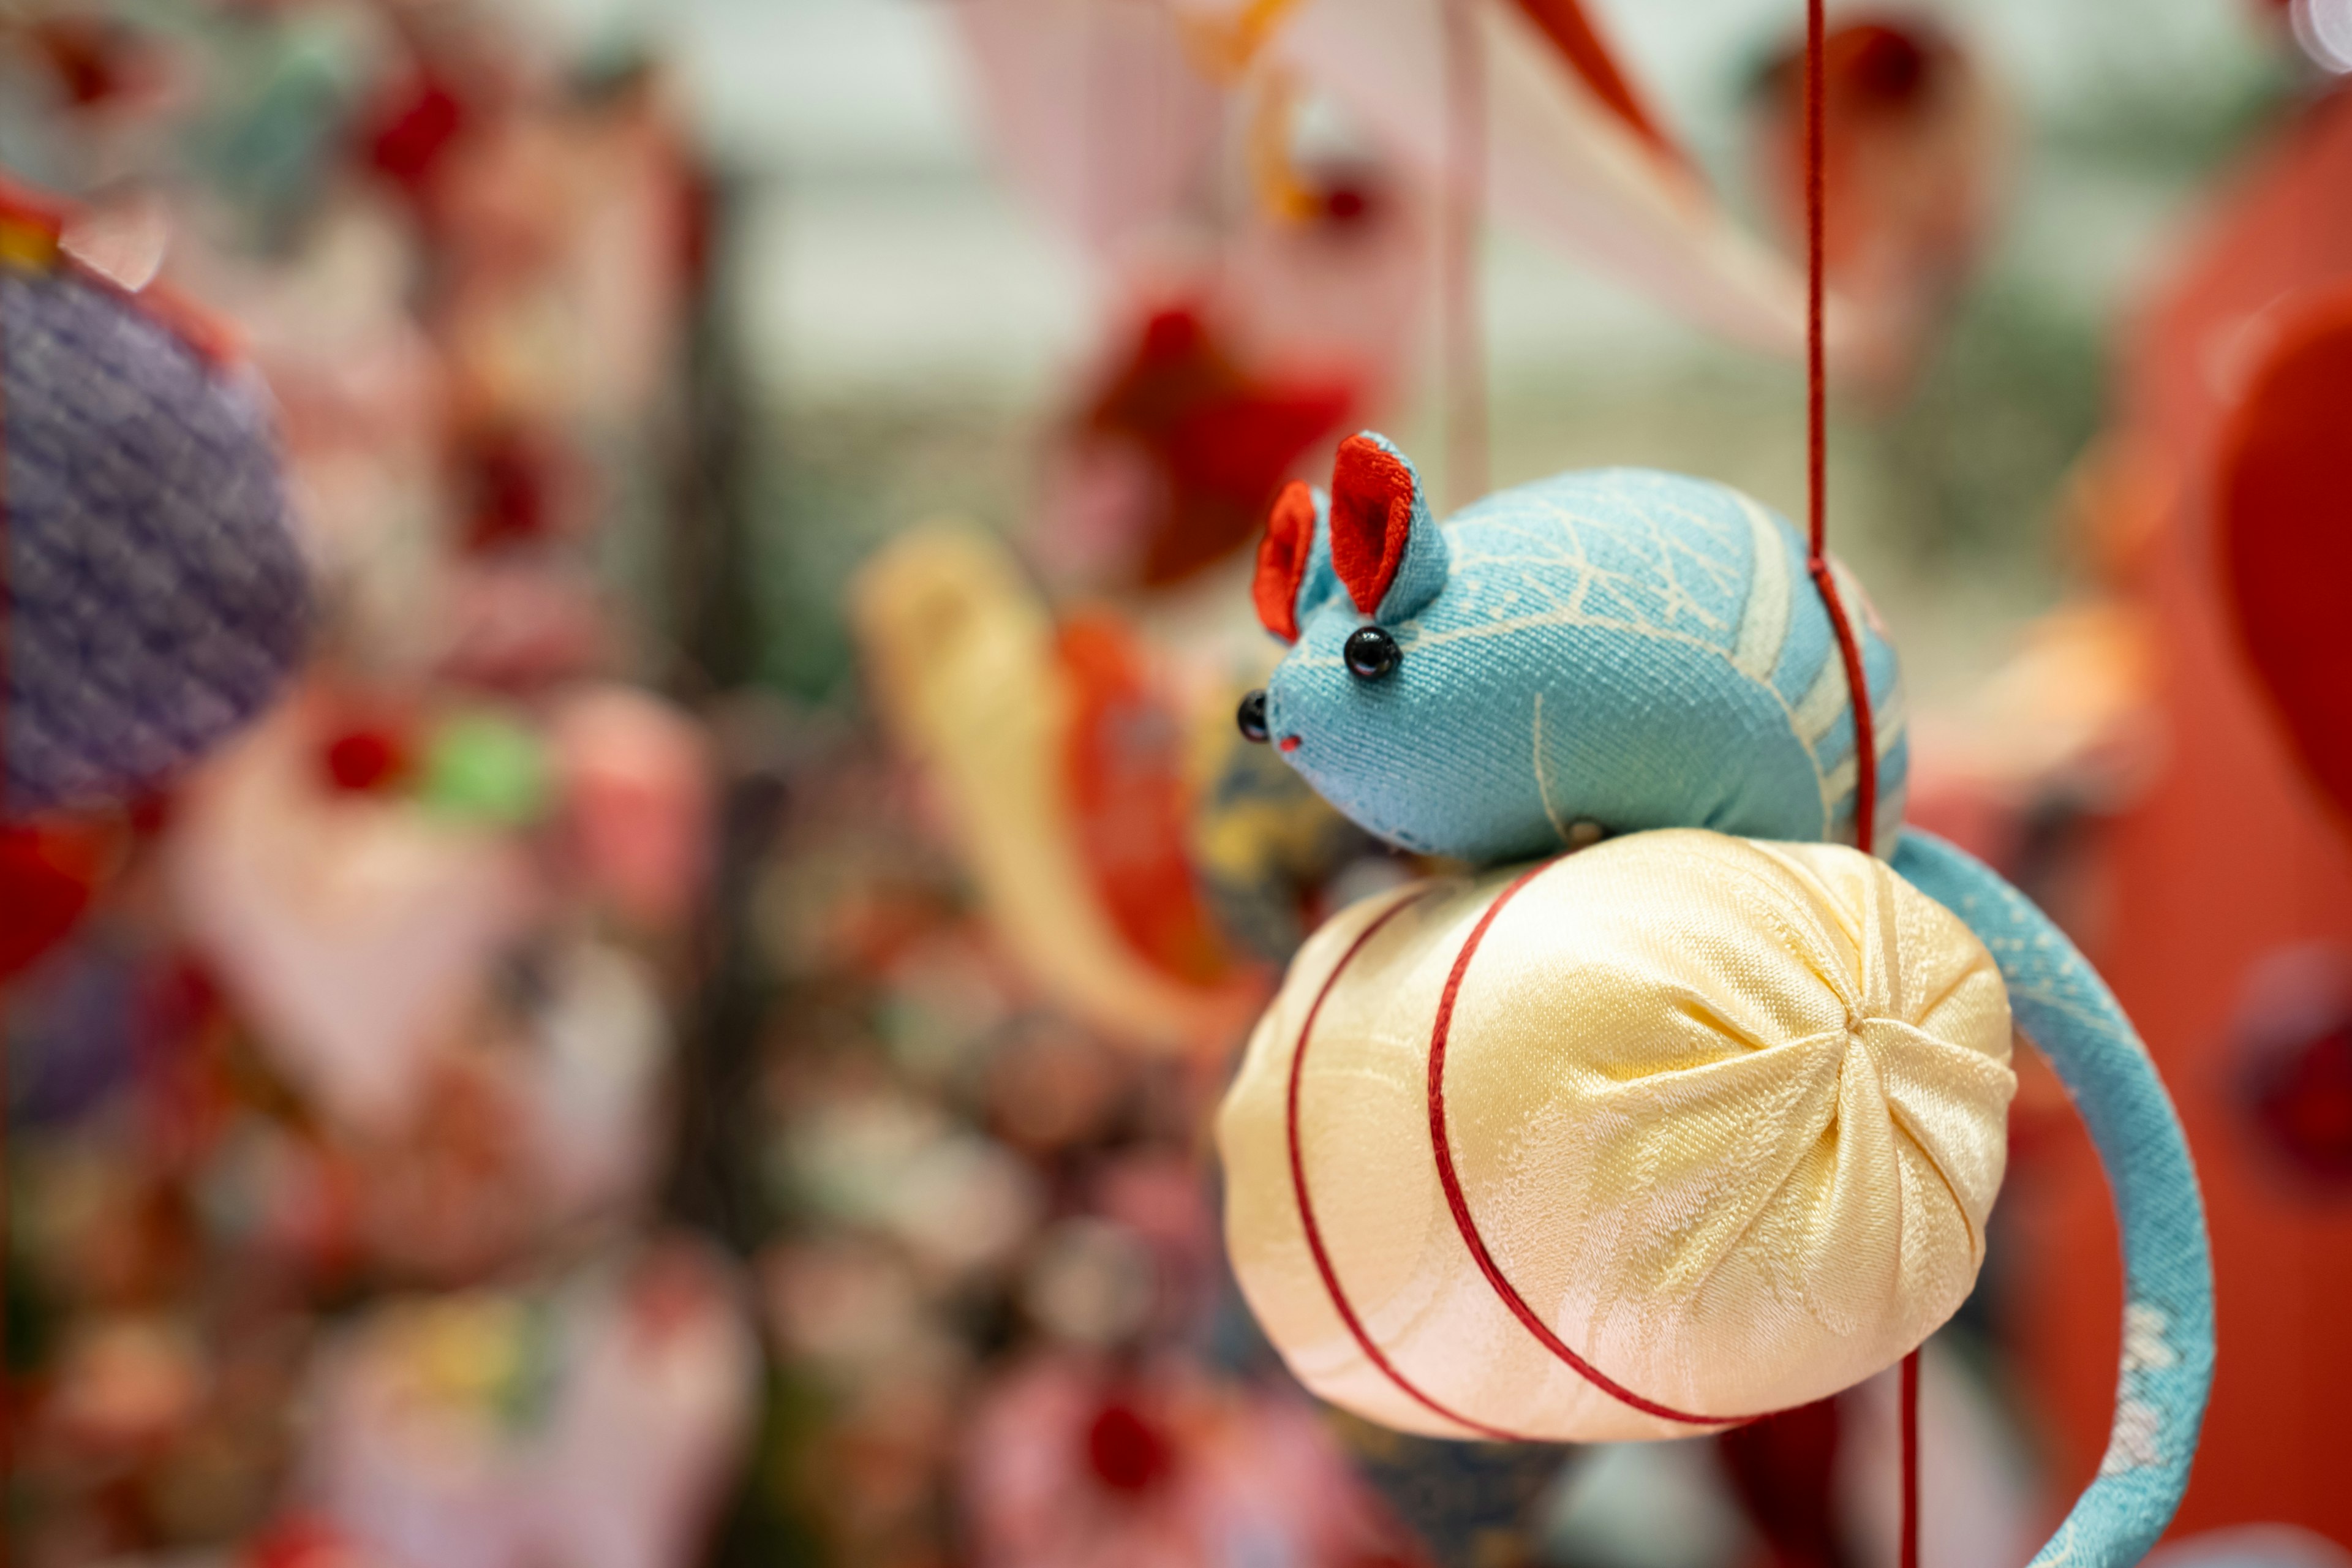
1177, 0, 1807, 352
1062, 304, 1354, 588
958, 1353, 1416, 1568
2215, 279, 2352, 828
3, 178, 310, 818
1746, 15, 2011, 401
2000, 75, 2352, 1544
951, 0, 1229, 266
300, 1240, 756, 1568
165, 692, 540, 1135
2229, 944, 2352, 1192
547, 684, 714, 934
0, 812, 115, 981
852, 518, 1267, 1055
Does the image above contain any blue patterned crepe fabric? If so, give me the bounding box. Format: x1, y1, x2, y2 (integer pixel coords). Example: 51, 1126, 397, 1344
4, 265, 308, 816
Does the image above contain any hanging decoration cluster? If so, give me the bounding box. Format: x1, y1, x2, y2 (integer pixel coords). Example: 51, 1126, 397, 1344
1218, 423, 2214, 1567
1213, 0, 2217, 1532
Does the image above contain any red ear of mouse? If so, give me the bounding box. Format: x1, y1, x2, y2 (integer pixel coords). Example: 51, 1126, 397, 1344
1253, 481, 1317, 643
1329, 435, 1417, 617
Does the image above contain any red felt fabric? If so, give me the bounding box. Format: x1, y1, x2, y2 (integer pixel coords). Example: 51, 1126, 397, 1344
1329, 437, 1417, 617
1253, 481, 1318, 643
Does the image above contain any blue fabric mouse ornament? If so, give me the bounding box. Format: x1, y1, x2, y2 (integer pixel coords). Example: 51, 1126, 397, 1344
1234, 432, 2212, 1568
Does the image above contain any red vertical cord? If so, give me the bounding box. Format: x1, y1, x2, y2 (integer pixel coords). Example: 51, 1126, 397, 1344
1901, 1348, 1921, 1568
1803, 0, 1877, 858
1, 257, 13, 1557
1804, 0, 1825, 564
1441, 0, 1488, 507
1798, 4, 1907, 1559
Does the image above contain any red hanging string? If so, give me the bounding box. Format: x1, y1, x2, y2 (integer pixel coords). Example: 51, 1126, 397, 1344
1, 224, 14, 1528
1798, 4, 1910, 1561
1804, 0, 1877, 859
1901, 1344, 1922, 1568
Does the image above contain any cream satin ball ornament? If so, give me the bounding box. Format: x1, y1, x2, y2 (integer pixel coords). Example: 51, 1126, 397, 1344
1218, 829, 2016, 1442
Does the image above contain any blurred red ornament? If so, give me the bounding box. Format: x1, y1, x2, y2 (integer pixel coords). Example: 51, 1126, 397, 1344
1057, 611, 1234, 988
1752, 17, 2009, 396
27, 17, 145, 107
2217, 283, 2352, 826
457, 424, 568, 554
248, 1517, 380, 1568
1086, 1400, 1178, 1494
1716, 1397, 1847, 1568
1084, 306, 1353, 586
366, 75, 470, 199
2009, 82, 2352, 1540
1322, 181, 1371, 225
0, 818, 110, 981
322, 726, 412, 796
2249, 1019, 2352, 1185
2233, 947, 2352, 1191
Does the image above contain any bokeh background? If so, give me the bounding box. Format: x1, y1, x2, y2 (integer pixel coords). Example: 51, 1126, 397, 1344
4, 1, 2352, 1566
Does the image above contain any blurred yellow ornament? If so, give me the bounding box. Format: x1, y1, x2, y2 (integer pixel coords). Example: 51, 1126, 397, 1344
405, 1296, 530, 1411
853, 519, 1261, 1055
1218, 829, 2013, 1442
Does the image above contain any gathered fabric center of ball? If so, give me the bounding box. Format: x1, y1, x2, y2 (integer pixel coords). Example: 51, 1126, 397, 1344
1219, 829, 2015, 1444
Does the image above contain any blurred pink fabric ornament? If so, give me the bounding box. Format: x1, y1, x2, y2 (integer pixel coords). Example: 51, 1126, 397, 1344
507, 936, 675, 1223
300, 1238, 757, 1568
435, 559, 617, 691
951, 0, 1437, 590
549, 685, 714, 932
951, 0, 1229, 265
165, 691, 540, 1134
962, 1354, 1417, 1568
1166, 0, 1806, 351
1211, 154, 1432, 428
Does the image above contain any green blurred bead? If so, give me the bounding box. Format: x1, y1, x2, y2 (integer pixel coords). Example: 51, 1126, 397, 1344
418, 711, 551, 826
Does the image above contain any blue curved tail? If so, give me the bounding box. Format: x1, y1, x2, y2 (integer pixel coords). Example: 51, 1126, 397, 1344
1893, 829, 2214, 1568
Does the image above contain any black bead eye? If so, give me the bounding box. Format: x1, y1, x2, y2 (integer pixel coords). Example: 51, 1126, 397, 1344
1343, 625, 1401, 681
1237, 688, 1270, 743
